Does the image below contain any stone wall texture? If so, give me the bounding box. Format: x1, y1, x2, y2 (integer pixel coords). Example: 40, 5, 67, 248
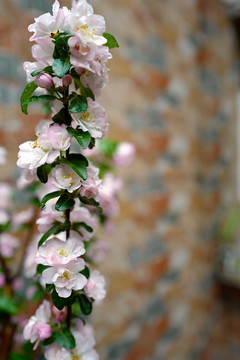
0, 0, 240, 359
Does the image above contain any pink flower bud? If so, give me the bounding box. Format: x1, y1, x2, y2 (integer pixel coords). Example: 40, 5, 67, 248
36, 323, 52, 341
35, 73, 53, 89
62, 74, 72, 87
52, 306, 67, 322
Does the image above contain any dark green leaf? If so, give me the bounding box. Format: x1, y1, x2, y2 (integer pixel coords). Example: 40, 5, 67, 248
31, 66, 53, 77
20, 81, 38, 114
37, 164, 49, 184
66, 127, 91, 149
38, 222, 63, 248
42, 333, 56, 346
80, 196, 103, 212
40, 190, 63, 208
36, 264, 50, 275
53, 35, 71, 60
88, 137, 95, 149
33, 288, 45, 302
55, 193, 75, 211
10, 353, 26, 360
73, 222, 93, 233
46, 284, 54, 292
52, 58, 71, 78
80, 266, 90, 279
0, 221, 11, 233
52, 288, 75, 310
59, 153, 88, 180
56, 327, 75, 349
103, 32, 119, 49
52, 108, 67, 124
0, 296, 17, 315
25, 94, 56, 106
69, 94, 88, 113
78, 294, 92, 315
98, 139, 118, 157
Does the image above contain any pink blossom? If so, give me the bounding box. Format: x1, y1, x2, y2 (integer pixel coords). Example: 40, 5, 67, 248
36, 236, 85, 267
51, 164, 82, 192
0, 210, 10, 225
12, 209, 34, 227
87, 240, 109, 264
35, 73, 54, 89
99, 174, 122, 218
44, 344, 71, 360
42, 259, 87, 298
17, 120, 71, 170
0, 183, 12, 209
12, 278, 24, 292
71, 319, 99, 360
0, 233, 19, 258
17, 169, 38, 189
23, 300, 51, 349
113, 142, 136, 166
79, 163, 101, 201
70, 203, 97, 241
72, 98, 108, 139
37, 199, 64, 233
84, 270, 106, 302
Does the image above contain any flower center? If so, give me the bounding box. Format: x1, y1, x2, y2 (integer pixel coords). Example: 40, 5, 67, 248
63, 271, 70, 280
63, 174, 74, 185
57, 248, 69, 257
81, 111, 95, 123
31, 140, 40, 149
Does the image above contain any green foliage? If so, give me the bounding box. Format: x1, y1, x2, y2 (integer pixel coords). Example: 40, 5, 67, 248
56, 327, 76, 349
52, 288, 75, 310
98, 138, 118, 157
103, 32, 119, 49
20, 81, 38, 114
46, 284, 54, 292
79, 196, 103, 212
52, 58, 71, 78
72, 222, 93, 233
220, 206, 240, 242
42, 333, 56, 346
53, 33, 71, 60
31, 66, 54, 77
37, 164, 52, 184
69, 94, 88, 113
40, 190, 63, 208
71, 70, 95, 100
52, 108, 67, 124
78, 294, 92, 315
80, 266, 90, 279
55, 192, 75, 211
59, 153, 88, 180
0, 221, 11, 233
0, 295, 17, 315
66, 127, 91, 149
38, 220, 70, 247
36, 264, 50, 275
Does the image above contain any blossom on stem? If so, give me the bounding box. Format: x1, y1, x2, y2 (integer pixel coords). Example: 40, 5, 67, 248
23, 300, 52, 349
79, 163, 102, 201
71, 98, 108, 138
41, 259, 87, 298
84, 270, 106, 302
35, 72, 54, 89
51, 164, 82, 192
0, 233, 19, 258
17, 121, 71, 170
36, 236, 85, 267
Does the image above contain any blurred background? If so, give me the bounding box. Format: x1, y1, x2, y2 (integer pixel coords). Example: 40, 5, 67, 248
2, 0, 240, 359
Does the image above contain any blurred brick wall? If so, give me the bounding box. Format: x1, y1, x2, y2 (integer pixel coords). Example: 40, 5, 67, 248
0, 0, 239, 359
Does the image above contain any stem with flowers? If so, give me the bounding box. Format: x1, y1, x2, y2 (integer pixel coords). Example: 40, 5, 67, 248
17, 0, 120, 358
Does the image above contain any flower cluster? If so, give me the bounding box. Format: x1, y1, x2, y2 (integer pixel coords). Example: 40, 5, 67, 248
16, 0, 119, 356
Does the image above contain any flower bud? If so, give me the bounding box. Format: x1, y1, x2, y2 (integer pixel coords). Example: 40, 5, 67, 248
62, 74, 72, 87
37, 323, 52, 341
52, 306, 67, 322
35, 73, 53, 89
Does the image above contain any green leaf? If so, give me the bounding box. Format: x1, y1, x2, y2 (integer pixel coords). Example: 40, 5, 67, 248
46, 284, 54, 292
52, 58, 71, 78
69, 94, 88, 113
80, 196, 103, 212
78, 294, 92, 315
31, 66, 53, 77
103, 32, 119, 49
98, 139, 118, 157
10, 353, 26, 360
0, 296, 17, 315
71, 70, 95, 100
38, 222, 63, 248
59, 153, 88, 180
80, 266, 90, 279
20, 81, 38, 114
52, 108, 67, 124
73, 222, 93, 233
88, 137, 95, 149
66, 127, 91, 149
40, 190, 63, 208
53, 35, 71, 60
37, 164, 49, 184
36, 264, 50, 275
52, 288, 75, 310
33, 288, 45, 302
42, 333, 56, 346
0, 221, 11, 233
55, 193, 75, 211
25, 94, 57, 106
56, 327, 76, 350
